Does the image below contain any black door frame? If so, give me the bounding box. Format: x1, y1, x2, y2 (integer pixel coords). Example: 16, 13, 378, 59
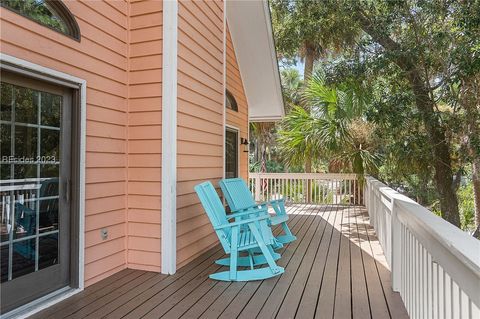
225, 126, 239, 179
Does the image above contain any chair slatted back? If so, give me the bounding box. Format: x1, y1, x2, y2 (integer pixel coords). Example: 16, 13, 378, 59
220, 178, 256, 211
194, 181, 231, 252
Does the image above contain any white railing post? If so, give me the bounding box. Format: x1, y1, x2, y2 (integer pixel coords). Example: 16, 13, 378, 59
364, 175, 480, 318
368, 179, 372, 209
391, 197, 401, 292
254, 174, 261, 201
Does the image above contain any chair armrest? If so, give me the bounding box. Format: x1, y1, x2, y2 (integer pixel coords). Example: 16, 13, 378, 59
227, 207, 269, 220
232, 203, 268, 212
214, 215, 269, 230
268, 198, 284, 205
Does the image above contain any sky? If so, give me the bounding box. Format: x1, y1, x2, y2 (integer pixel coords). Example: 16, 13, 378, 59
279, 58, 305, 77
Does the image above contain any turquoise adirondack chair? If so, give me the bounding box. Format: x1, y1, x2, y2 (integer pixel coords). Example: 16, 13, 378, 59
219, 178, 297, 244
195, 181, 284, 281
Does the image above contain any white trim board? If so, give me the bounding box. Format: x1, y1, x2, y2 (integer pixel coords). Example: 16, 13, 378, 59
0, 53, 86, 318
161, 0, 178, 275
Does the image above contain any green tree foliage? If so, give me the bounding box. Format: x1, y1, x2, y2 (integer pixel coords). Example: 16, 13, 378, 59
271, 0, 479, 230
278, 71, 380, 176
1, 0, 68, 33
314, 0, 480, 227
271, 0, 358, 78
459, 183, 475, 232
280, 68, 303, 108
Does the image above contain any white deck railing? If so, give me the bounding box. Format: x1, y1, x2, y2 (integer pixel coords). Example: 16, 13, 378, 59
365, 176, 480, 319
248, 173, 362, 205
1, 179, 43, 228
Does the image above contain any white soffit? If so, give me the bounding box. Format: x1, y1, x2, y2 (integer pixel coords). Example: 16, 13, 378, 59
226, 0, 285, 122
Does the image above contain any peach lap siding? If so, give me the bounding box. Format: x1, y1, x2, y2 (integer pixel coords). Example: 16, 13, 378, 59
0, 1, 129, 286
176, 0, 225, 268
127, 0, 163, 273
226, 25, 249, 180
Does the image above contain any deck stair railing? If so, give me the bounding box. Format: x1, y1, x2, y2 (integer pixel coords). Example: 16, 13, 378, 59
365, 176, 480, 319
248, 173, 362, 205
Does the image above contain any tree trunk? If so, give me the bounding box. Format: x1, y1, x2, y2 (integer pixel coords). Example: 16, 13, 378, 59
305, 156, 312, 173
303, 42, 315, 81
354, 13, 461, 227
409, 74, 460, 227
461, 76, 480, 228
417, 173, 429, 206
305, 156, 312, 202
473, 159, 480, 228
260, 146, 267, 173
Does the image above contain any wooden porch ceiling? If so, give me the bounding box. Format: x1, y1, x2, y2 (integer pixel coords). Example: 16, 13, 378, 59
30, 204, 408, 319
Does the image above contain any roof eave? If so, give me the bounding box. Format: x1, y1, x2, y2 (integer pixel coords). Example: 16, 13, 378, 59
226, 0, 285, 122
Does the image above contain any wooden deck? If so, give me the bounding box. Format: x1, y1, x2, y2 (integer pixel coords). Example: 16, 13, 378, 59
30, 204, 408, 319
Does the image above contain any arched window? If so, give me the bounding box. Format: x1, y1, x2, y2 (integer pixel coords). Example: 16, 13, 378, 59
1, 0, 81, 40
226, 89, 238, 112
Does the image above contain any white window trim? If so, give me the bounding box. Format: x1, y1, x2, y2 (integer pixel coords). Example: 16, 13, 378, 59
0, 53, 86, 319
161, 0, 178, 275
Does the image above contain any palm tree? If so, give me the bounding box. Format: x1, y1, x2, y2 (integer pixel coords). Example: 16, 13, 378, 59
280, 68, 303, 109
278, 70, 379, 176
278, 71, 380, 203
277, 106, 323, 172
250, 122, 275, 173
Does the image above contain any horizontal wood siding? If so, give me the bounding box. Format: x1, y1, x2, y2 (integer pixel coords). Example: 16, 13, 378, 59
0, 1, 129, 286
127, 0, 163, 273
226, 25, 249, 180
176, 0, 224, 268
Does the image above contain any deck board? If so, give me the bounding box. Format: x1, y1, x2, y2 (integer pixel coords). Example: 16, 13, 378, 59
30, 204, 408, 319
351, 206, 373, 319
316, 204, 342, 318
334, 205, 352, 319
274, 204, 331, 318
294, 205, 336, 318
355, 207, 392, 319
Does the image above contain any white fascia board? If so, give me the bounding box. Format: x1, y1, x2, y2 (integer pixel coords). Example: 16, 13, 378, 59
226, 0, 285, 122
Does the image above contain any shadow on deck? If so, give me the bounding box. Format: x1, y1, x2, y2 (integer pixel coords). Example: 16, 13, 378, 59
30, 204, 408, 319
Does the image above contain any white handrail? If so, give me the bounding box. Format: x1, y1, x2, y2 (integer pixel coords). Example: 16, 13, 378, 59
248, 172, 362, 205
249, 172, 359, 179
365, 176, 480, 318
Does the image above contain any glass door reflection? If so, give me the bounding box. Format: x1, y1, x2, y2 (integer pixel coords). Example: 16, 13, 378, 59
1, 81, 61, 283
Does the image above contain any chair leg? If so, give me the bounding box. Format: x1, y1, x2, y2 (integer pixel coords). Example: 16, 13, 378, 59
248, 250, 255, 269
270, 201, 296, 244
248, 224, 283, 275
229, 227, 239, 281
209, 226, 285, 282
276, 221, 297, 244
271, 200, 287, 216
267, 245, 281, 260
272, 239, 284, 250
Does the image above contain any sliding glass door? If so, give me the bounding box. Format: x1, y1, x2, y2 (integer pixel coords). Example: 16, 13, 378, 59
0, 73, 72, 313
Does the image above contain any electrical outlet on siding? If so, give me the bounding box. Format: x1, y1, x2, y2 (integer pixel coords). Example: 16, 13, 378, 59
100, 228, 108, 240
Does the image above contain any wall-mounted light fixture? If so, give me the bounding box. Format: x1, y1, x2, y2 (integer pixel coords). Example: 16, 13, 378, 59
240, 138, 249, 153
